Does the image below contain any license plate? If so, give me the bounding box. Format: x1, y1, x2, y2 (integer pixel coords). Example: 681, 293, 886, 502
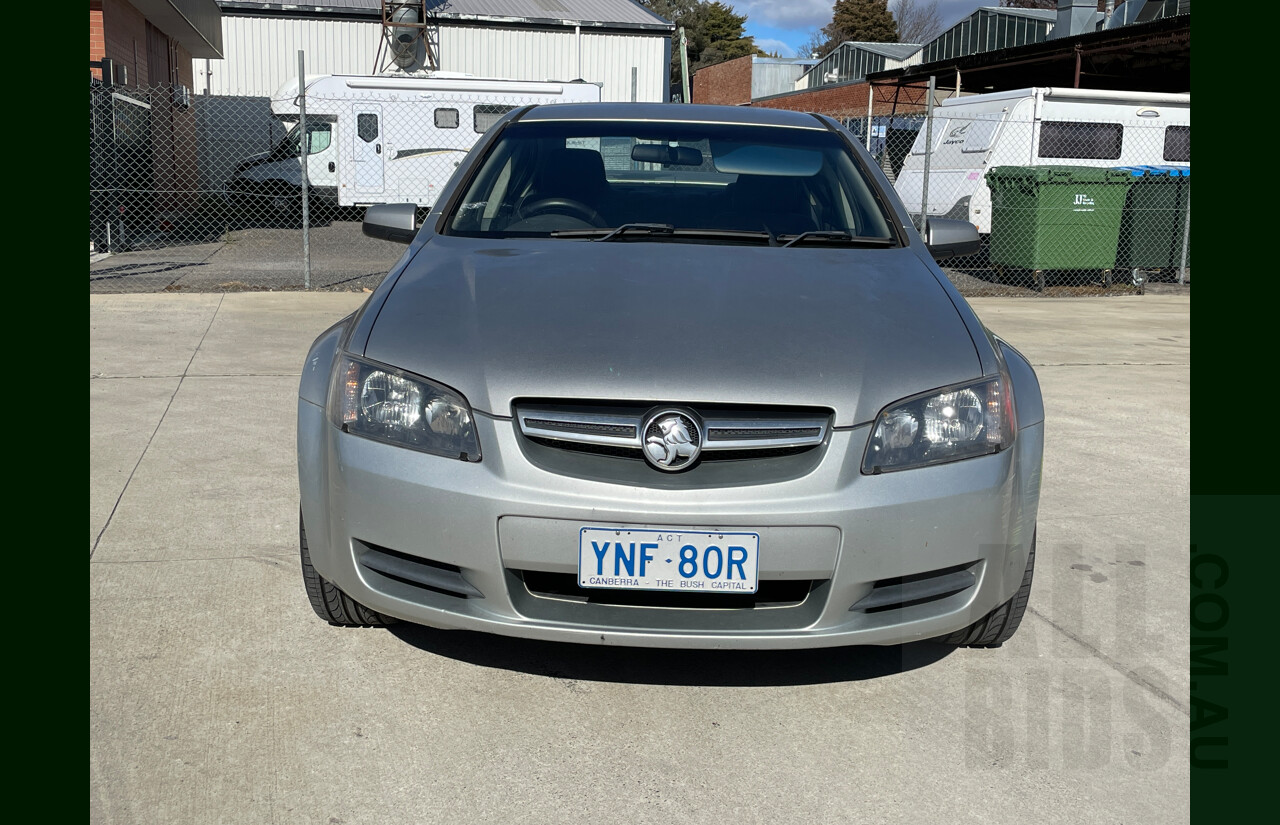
578, 527, 760, 594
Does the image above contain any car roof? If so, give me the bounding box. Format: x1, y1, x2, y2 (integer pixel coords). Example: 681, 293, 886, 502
517, 102, 829, 130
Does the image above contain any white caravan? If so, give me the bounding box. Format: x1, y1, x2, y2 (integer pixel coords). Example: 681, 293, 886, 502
228, 73, 601, 209
894, 87, 1190, 234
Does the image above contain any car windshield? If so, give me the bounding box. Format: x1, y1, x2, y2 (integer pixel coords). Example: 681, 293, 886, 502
446, 120, 896, 243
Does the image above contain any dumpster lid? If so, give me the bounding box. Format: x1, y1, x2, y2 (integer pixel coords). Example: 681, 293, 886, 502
1113, 165, 1190, 177
986, 165, 1134, 185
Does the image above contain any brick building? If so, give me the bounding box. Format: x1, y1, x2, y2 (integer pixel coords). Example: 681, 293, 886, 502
692, 55, 818, 107
91, 0, 222, 88
90, 1, 224, 247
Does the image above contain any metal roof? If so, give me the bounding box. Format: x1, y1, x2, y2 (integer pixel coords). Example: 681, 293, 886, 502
972, 5, 1057, 21
835, 41, 922, 61
868, 13, 1190, 95
752, 57, 819, 66
133, 0, 225, 57
216, 0, 673, 29
795, 41, 922, 89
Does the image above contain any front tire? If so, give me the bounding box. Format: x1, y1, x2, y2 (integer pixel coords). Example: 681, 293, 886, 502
940, 532, 1035, 647
300, 511, 396, 627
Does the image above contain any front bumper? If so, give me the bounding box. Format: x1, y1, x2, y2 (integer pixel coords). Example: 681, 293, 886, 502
298, 399, 1042, 648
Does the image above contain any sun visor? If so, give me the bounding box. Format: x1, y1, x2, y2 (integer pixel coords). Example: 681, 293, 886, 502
710, 143, 822, 176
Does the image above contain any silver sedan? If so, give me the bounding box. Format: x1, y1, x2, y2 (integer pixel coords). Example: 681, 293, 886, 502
296, 103, 1042, 649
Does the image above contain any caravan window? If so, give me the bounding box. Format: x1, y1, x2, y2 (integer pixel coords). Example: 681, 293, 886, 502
475, 104, 518, 134
357, 113, 379, 143
435, 108, 459, 129
1163, 125, 1190, 162
960, 116, 1003, 153
910, 120, 948, 155
1038, 121, 1122, 159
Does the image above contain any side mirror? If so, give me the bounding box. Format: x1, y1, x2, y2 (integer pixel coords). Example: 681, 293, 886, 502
363, 202, 419, 244
924, 218, 981, 260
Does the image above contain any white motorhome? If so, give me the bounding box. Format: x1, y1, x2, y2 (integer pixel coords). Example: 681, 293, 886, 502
227, 73, 601, 210
894, 87, 1190, 234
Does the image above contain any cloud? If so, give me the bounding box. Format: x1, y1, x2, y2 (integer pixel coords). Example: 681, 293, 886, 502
732, 0, 833, 32
753, 38, 797, 57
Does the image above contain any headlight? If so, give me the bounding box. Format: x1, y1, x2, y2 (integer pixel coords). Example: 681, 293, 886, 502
862, 372, 1014, 474
330, 356, 480, 461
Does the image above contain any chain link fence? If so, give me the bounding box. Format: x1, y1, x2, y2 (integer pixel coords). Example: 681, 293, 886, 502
90, 74, 1189, 297
840, 107, 1190, 296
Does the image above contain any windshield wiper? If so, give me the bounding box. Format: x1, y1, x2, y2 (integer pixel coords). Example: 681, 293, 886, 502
549, 224, 777, 245
779, 231, 895, 248
551, 223, 674, 241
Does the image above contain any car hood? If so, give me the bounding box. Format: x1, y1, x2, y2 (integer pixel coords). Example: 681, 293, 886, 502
362, 237, 982, 427
236, 151, 273, 170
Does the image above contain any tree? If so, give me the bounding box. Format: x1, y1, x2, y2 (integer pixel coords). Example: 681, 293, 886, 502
797, 29, 828, 60
819, 0, 900, 56
639, 0, 761, 97
891, 0, 943, 44
694, 1, 761, 70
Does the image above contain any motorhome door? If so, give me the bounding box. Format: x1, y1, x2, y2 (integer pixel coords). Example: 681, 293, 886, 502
352, 105, 385, 196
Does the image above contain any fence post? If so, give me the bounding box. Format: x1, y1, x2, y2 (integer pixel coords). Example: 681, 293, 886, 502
298, 49, 311, 290
919, 75, 936, 233
679, 27, 691, 103
865, 85, 873, 152
1178, 190, 1190, 285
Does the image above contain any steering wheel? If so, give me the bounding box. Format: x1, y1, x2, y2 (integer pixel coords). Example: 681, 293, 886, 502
518, 197, 603, 227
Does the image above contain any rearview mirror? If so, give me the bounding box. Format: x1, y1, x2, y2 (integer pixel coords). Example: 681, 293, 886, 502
631, 144, 704, 166
362, 202, 418, 244
924, 218, 981, 260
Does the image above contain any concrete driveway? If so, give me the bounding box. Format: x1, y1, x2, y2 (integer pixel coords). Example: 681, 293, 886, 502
90, 292, 1189, 824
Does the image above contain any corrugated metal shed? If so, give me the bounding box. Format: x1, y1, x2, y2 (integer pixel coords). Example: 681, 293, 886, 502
195, 10, 668, 100
919, 7, 1056, 64
441, 26, 667, 100
215, 0, 672, 29
1105, 0, 1190, 29
798, 42, 922, 91
196, 16, 384, 96
750, 58, 817, 100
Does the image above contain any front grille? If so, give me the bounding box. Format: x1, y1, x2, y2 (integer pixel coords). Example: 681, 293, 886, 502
519, 569, 816, 609
526, 437, 639, 459
706, 426, 822, 441
515, 401, 831, 464
523, 418, 637, 438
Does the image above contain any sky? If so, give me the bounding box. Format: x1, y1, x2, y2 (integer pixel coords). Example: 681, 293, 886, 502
732, 0, 995, 58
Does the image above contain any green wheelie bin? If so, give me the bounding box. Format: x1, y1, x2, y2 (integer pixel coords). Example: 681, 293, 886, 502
986, 165, 1132, 288
1114, 165, 1190, 275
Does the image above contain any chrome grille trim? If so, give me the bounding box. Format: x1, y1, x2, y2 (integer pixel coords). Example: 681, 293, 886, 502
702, 417, 828, 450
518, 409, 642, 448
517, 406, 829, 454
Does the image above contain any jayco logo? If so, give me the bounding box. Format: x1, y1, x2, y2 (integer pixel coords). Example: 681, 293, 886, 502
942, 123, 970, 145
